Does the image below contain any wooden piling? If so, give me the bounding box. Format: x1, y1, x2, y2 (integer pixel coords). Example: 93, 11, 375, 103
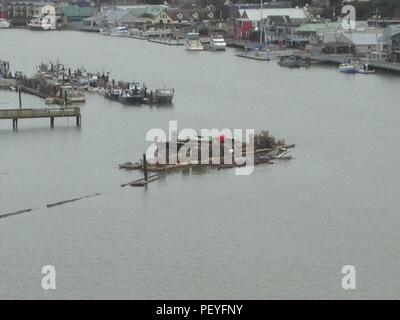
143, 153, 148, 181
18, 89, 22, 109
50, 117, 54, 128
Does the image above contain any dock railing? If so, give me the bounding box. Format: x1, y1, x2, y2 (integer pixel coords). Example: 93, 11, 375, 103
0, 107, 80, 120
0, 107, 81, 130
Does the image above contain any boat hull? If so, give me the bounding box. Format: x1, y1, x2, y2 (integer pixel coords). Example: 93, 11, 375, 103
118, 95, 144, 104
153, 95, 173, 103
0, 22, 10, 28
339, 67, 356, 74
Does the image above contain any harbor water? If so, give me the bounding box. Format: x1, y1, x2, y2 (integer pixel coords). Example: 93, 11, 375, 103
1, 30, 400, 299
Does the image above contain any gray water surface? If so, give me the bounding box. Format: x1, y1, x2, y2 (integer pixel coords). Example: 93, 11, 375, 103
0, 30, 400, 299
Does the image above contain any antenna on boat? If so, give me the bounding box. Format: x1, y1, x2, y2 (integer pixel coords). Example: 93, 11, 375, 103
259, 0, 263, 47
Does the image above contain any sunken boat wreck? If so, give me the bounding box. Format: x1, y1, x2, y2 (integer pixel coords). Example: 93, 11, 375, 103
119, 131, 295, 186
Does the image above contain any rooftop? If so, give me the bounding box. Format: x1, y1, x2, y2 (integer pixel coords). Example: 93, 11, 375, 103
239, 7, 308, 22
296, 22, 342, 33
343, 32, 382, 46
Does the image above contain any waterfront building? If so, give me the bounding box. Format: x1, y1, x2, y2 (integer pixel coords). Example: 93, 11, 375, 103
7, 1, 56, 26
265, 15, 309, 47
126, 5, 172, 26
368, 18, 400, 29
81, 5, 177, 30
342, 31, 382, 55
165, 6, 215, 25
374, 26, 400, 62
59, 4, 97, 25
234, 7, 309, 40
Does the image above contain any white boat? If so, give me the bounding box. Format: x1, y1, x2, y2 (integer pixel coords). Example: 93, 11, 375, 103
28, 16, 54, 30
0, 18, 10, 28
99, 28, 110, 35
339, 63, 356, 74
209, 35, 226, 51
356, 63, 375, 74
185, 32, 204, 51
110, 26, 129, 37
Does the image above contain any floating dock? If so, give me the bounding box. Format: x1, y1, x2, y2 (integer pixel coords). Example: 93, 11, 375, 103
295, 53, 400, 74
147, 37, 183, 46
0, 107, 81, 130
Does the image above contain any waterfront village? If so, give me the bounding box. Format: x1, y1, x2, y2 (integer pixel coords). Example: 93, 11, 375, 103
0, 0, 399, 68
0, 0, 400, 187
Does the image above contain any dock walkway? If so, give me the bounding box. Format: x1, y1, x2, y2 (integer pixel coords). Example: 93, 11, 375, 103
296, 53, 400, 73
0, 107, 81, 130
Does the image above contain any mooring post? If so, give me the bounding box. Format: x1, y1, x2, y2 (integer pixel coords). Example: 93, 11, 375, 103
64, 90, 67, 107
76, 115, 81, 127
12, 119, 18, 131
143, 153, 148, 181
50, 117, 54, 128
18, 89, 22, 109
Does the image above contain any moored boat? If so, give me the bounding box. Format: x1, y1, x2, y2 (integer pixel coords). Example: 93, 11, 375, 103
356, 63, 375, 74
0, 18, 10, 28
339, 63, 356, 74
185, 32, 204, 51
110, 26, 129, 37
105, 88, 123, 101
278, 55, 301, 68
117, 90, 144, 104
209, 35, 226, 51
99, 28, 110, 35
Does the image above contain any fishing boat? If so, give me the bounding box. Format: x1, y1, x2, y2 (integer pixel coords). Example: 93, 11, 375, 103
118, 89, 144, 104
0, 18, 10, 28
105, 88, 123, 101
278, 55, 301, 68
185, 32, 204, 51
110, 26, 129, 37
209, 35, 226, 51
339, 63, 356, 74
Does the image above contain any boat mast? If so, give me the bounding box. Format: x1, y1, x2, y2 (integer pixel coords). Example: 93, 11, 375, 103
260, 0, 263, 47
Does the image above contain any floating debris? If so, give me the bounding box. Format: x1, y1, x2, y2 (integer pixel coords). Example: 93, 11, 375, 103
0, 208, 33, 220
46, 193, 101, 208
120, 130, 295, 186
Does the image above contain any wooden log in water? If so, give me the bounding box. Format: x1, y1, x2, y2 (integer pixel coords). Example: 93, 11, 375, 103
46, 193, 100, 208
121, 173, 162, 187
0, 208, 33, 220
130, 174, 162, 187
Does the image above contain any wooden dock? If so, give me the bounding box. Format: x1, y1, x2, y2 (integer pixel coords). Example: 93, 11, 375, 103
147, 37, 183, 46
296, 53, 400, 74
0, 107, 81, 130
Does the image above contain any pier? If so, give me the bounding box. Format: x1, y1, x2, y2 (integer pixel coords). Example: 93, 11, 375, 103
0, 107, 81, 130
296, 53, 400, 74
